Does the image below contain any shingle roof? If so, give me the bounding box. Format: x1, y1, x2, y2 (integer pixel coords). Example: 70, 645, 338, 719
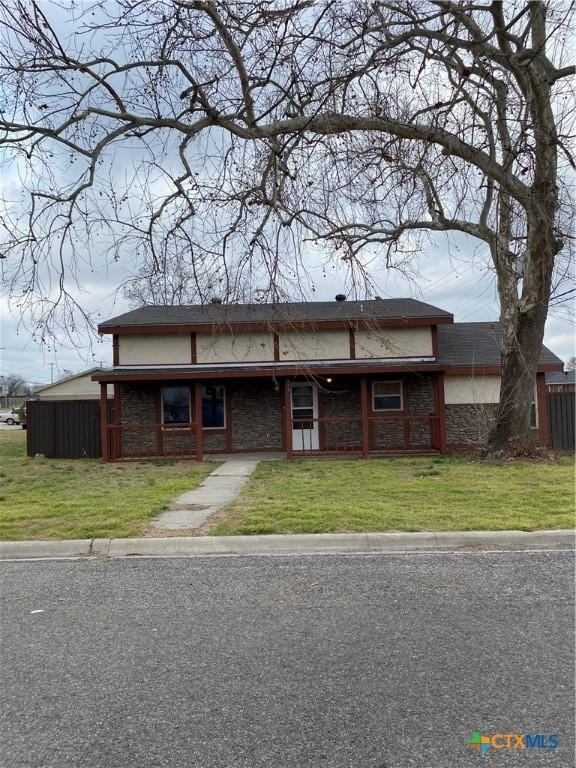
99, 298, 453, 329
545, 370, 575, 385
437, 323, 562, 368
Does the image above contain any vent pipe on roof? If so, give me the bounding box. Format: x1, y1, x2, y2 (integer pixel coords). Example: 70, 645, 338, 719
335, 294, 346, 302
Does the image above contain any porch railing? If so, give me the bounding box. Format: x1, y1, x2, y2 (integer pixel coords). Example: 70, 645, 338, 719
105, 421, 201, 461
103, 415, 442, 460
291, 414, 442, 455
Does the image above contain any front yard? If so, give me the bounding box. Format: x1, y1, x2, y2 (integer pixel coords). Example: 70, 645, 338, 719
211, 455, 575, 535
0, 431, 214, 540
1, 430, 573, 540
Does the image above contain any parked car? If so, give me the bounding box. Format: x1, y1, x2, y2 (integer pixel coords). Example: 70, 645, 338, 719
0, 410, 21, 426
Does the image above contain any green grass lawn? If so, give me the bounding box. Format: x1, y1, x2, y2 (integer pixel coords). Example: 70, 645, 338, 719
0, 430, 215, 540
213, 455, 576, 535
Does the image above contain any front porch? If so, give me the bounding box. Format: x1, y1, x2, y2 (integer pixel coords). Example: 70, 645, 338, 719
99, 373, 447, 461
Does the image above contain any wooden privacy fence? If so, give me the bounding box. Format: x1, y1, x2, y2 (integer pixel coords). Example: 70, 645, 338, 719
548, 392, 575, 451
26, 399, 112, 459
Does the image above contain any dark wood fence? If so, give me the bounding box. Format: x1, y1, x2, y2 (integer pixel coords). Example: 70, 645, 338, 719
26, 400, 110, 459
548, 392, 575, 451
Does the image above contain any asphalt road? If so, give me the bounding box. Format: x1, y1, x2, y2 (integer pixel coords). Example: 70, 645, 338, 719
1, 551, 574, 768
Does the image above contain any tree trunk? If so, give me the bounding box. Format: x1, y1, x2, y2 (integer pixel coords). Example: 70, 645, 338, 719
486, 218, 558, 457
486, 302, 547, 456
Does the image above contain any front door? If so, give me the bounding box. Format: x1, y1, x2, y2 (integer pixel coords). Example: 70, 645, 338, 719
291, 383, 319, 451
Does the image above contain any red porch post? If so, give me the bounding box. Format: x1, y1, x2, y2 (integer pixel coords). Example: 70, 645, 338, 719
113, 382, 121, 460
436, 372, 447, 453
194, 382, 203, 461
100, 382, 109, 461
360, 376, 370, 458
283, 380, 293, 459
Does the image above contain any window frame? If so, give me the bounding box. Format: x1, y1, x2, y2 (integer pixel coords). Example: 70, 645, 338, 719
201, 383, 226, 430
372, 380, 404, 412
161, 385, 192, 428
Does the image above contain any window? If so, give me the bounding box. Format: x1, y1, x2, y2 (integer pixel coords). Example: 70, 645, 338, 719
202, 384, 225, 428
372, 381, 403, 411
162, 386, 191, 425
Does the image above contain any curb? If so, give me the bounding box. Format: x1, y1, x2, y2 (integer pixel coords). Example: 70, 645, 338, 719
0, 530, 573, 560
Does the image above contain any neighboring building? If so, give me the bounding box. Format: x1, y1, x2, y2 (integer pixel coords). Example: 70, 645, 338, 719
545, 370, 576, 393
91, 298, 563, 460
34, 368, 111, 400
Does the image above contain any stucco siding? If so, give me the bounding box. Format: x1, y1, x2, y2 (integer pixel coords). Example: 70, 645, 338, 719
197, 332, 274, 363
355, 327, 433, 358
444, 375, 501, 404
118, 334, 191, 365
278, 330, 349, 361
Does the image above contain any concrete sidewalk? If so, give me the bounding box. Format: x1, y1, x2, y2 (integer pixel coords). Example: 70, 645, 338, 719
0, 529, 573, 560
148, 457, 261, 530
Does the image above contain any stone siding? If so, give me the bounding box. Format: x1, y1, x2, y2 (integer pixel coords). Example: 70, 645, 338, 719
162, 428, 197, 457
119, 383, 197, 458
119, 383, 158, 458
371, 375, 437, 450
230, 381, 283, 451
371, 420, 405, 449
321, 382, 362, 450
203, 431, 227, 453
406, 375, 436, 447
117, 375, 446, 458
446, 403, 498, 445
406, 375, 436, 415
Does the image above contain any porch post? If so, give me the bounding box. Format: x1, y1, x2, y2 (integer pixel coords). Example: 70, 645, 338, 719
113, 382, 121, 460
100, 382, 109, 461
194, 382, 203, 461
360, 376, 370, 458
283, 380, 293, 459
436, 373, 447, 453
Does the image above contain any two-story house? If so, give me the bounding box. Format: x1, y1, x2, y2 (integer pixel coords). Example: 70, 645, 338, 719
93, 297, 562, 460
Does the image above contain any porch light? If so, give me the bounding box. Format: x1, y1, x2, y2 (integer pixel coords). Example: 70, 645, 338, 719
326, 377, 333, 383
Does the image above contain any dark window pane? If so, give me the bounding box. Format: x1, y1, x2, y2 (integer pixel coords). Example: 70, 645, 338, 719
162, 386, 190, 424
292, 386, 313, 409
202, 385, 225, 428
374, 395, 402, 411
373, 381, 403, 411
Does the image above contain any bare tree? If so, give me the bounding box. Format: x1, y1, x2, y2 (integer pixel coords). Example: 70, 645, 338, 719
566, 356, 576, 370
0, 374, 26, 397
0, 0, 574, 455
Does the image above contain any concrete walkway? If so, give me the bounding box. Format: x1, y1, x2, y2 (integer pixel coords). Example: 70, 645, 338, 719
148, 457, 262, 530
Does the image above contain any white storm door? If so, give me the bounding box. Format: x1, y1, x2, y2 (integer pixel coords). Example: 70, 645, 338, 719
291, 383, 319, 451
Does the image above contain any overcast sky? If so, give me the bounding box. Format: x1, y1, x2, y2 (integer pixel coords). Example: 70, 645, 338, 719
0, 2, 574, 388
1, 230, 573, 389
